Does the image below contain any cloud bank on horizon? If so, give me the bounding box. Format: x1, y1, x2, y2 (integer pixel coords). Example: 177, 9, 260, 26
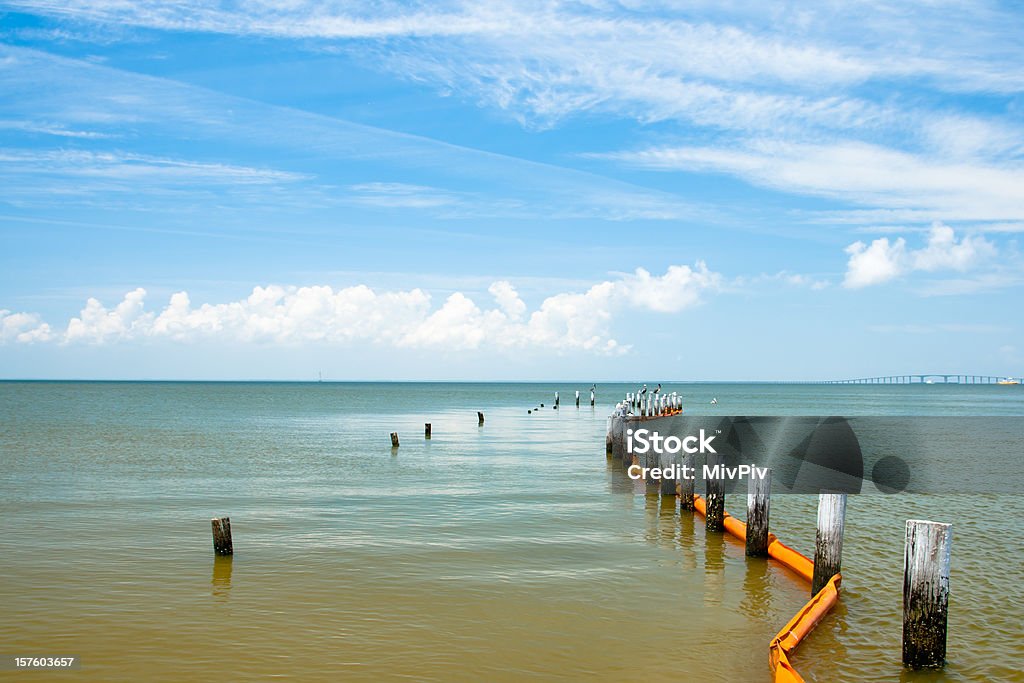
1, 264, 724, 352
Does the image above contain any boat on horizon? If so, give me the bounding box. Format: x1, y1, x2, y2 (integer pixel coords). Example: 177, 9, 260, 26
997, 377, 1020, 385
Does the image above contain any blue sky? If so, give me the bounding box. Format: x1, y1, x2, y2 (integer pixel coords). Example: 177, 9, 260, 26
0, 1, 1022, 380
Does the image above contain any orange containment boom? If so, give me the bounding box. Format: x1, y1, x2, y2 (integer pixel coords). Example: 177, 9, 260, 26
692, 495, 813, 582
769, 574, 842, 683
690, 494, 840, 682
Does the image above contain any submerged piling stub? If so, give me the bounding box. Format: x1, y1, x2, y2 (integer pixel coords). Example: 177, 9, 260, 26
211, 517, 233, 556
425, 423, 432, 439
605, 417, 613, 455
705, 451, 725, 531
390, 432, 400, 448
903, 519, 952, 669
812, 491, 847, 595
746, 468, 771, 557
477, 411, 485, 425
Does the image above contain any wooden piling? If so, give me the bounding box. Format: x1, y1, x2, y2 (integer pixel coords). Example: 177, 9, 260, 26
612, 417, 626, 461
623, 420, 637, 472
660, 454, 676, 496
576, 390, 580, 407
903, 520, 952, 669
425, 423, 431, 439
211, 517, 233, 556
477, 411, 485, 425
812, 492, 847, 595
590, 390, 595, 406
679, 451, 695, 510
705, 451, 725, 531
390, 432, 400, 448
746, 468, 771, 557
606, 417, 613, 455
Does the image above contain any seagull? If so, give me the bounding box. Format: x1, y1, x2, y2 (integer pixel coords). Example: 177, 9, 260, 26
639, 384, 648, 396
710, 397, 718, 405
653, 383, 662, 394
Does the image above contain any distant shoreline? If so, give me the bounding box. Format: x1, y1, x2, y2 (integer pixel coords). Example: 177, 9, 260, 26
0, 378, 1014, 385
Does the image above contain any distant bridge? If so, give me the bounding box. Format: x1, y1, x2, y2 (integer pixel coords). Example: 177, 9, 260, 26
824, 374, 1015, 385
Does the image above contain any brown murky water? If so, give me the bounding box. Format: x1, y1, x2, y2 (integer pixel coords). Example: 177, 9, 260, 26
1, 382, 1021, 681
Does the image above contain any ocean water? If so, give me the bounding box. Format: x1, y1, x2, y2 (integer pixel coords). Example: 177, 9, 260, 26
1, 381, 1022, 682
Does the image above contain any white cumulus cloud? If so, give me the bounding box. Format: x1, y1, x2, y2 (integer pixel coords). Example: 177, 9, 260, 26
0, 309, 53, 342
843, 224, 995, 288
2, 264, 722, 353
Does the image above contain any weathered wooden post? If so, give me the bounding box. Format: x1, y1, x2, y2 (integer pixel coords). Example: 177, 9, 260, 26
746, 468, 771, 557
903, 520, 952, 669
680, 451, 695, 511
390, 432, 400, 448
211, 517, 233, 555
660, 453, 676, 496
606, 417, 613, 455
555, 391, 559, 407
705, 451, 725, 531
613, 416, 626, 462
425, 423, 432, 439
624, 420, 637, 472
812, 492, 847, 595
575, 390, 580, 407
478, 411, 485, 425
590, 389, 595, 406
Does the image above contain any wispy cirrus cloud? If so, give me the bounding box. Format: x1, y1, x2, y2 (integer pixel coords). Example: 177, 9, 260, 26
6, 3, 1022, 232
0, 119, 115, 138
597, 141, 1024, 222
0, 43, 707, 222
0, 148, 310, 184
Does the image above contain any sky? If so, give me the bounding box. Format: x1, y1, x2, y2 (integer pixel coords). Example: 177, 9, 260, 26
0, 0, 1022, 381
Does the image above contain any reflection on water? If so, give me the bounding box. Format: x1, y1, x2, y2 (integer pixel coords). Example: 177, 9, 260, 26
211, 556, 232, 599
703, 530, 726, 607
741, 558, 772, 622
676, 512, 698, 571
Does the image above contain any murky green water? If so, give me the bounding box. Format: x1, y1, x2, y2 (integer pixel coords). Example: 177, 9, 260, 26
1, 382, 1021, 681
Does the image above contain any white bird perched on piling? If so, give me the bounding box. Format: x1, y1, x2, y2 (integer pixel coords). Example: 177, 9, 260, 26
654, 383, 662, 394
710, 397, 718, 405
639, 384, 648, 396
